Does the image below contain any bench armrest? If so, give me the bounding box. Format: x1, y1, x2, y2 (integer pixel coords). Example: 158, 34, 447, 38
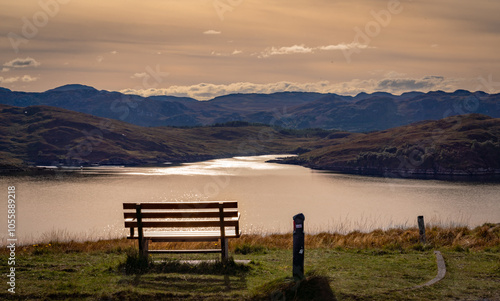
230, 212, 241, 221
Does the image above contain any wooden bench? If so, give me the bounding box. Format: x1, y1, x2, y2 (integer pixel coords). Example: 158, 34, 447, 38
123, 202, 241, 260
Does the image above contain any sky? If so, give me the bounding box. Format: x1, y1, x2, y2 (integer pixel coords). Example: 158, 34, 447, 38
0, 0, 499, 100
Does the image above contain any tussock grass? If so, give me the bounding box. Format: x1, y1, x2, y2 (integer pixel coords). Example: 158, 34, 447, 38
119, 249, 250, 275
234, 223, 500, 251
234, 242, 268, 255
121, 248, 151, 274
151, 258, 250, 275
251, 272, 336, 301
3, 223, 498, 256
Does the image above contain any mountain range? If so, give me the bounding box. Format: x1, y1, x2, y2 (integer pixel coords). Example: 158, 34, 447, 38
1, 84, 499, 132
1, 101, 499, 179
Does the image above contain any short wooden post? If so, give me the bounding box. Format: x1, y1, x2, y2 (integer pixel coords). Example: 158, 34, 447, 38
418, 215, 426, 244
293, 213, 305, 281
136, 204, 146, 257
219, 203, 228, 260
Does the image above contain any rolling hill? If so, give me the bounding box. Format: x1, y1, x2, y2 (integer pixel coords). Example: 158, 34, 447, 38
277, 114, 500, 179
0, 104, 340, 171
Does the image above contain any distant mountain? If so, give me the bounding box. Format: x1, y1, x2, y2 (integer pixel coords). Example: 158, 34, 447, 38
0, 84, 198, 127
284, 91, 500, 131
0, 85, 499, 131
278, 114, 500, 179
0, 104, 333, 170
46, 84, 98, 92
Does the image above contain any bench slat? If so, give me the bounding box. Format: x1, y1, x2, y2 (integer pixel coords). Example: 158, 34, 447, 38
124, 211, 238, 219
123, 202, 238, 210
127, 230, 241, 240
154, 230, 239, 236
148, 249, 222, 254
125, 220, 239, 228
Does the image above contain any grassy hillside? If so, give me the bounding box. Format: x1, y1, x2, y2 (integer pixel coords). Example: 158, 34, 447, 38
279, 114, 500, 179
0, 224, 498, 300
0, 104, 340, 170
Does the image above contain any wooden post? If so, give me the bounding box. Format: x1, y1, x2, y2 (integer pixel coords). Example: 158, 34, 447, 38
418, 215, 426, 244
136, 204, 146, 257
293, 213, 305, 281
219, 203, 227, 261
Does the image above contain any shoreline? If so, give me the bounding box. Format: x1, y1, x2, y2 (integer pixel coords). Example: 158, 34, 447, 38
268, 158, 500, 182
0, 154, 258, 176
3, 153, 500, 182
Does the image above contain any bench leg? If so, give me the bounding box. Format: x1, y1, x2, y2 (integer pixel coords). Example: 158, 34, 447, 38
221, 238, 229, 261
140, 239, 149, 258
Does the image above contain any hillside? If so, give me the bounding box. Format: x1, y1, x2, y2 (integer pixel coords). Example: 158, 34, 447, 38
0, 104, 339, 171
1, 85, 499, 132
278, 114, 500, 179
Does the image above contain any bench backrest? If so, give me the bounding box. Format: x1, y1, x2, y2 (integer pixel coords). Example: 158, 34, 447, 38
123, 202, 239, 237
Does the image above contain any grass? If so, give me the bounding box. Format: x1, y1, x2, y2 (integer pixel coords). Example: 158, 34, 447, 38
251, 272, 336, 300
0, 224, 499, 300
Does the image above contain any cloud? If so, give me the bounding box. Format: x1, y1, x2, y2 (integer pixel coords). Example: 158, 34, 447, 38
111, 50, 118, 54
3, 57, 41, 68
376, 76, 446, 91
260, 44, 313, 58
120, 76, 459, 100
0, 74, 39, 84
259, 43, 372, 58
0, 76, 20, 84
21, 75, 38, 82
1, 68, 9, 73
131, 72, 148, 79
384, 71, 407, 78
203, 30, 221, 35
210, 49, 243, 56
319, 42, 370, 51
122, 82, 329, 100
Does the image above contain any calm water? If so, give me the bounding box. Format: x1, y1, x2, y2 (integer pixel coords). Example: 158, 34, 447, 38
1, 155, 499, 245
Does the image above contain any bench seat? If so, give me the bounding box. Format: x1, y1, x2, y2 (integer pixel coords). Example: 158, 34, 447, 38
128, 230, 241, 241
123, 201, 241, 260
